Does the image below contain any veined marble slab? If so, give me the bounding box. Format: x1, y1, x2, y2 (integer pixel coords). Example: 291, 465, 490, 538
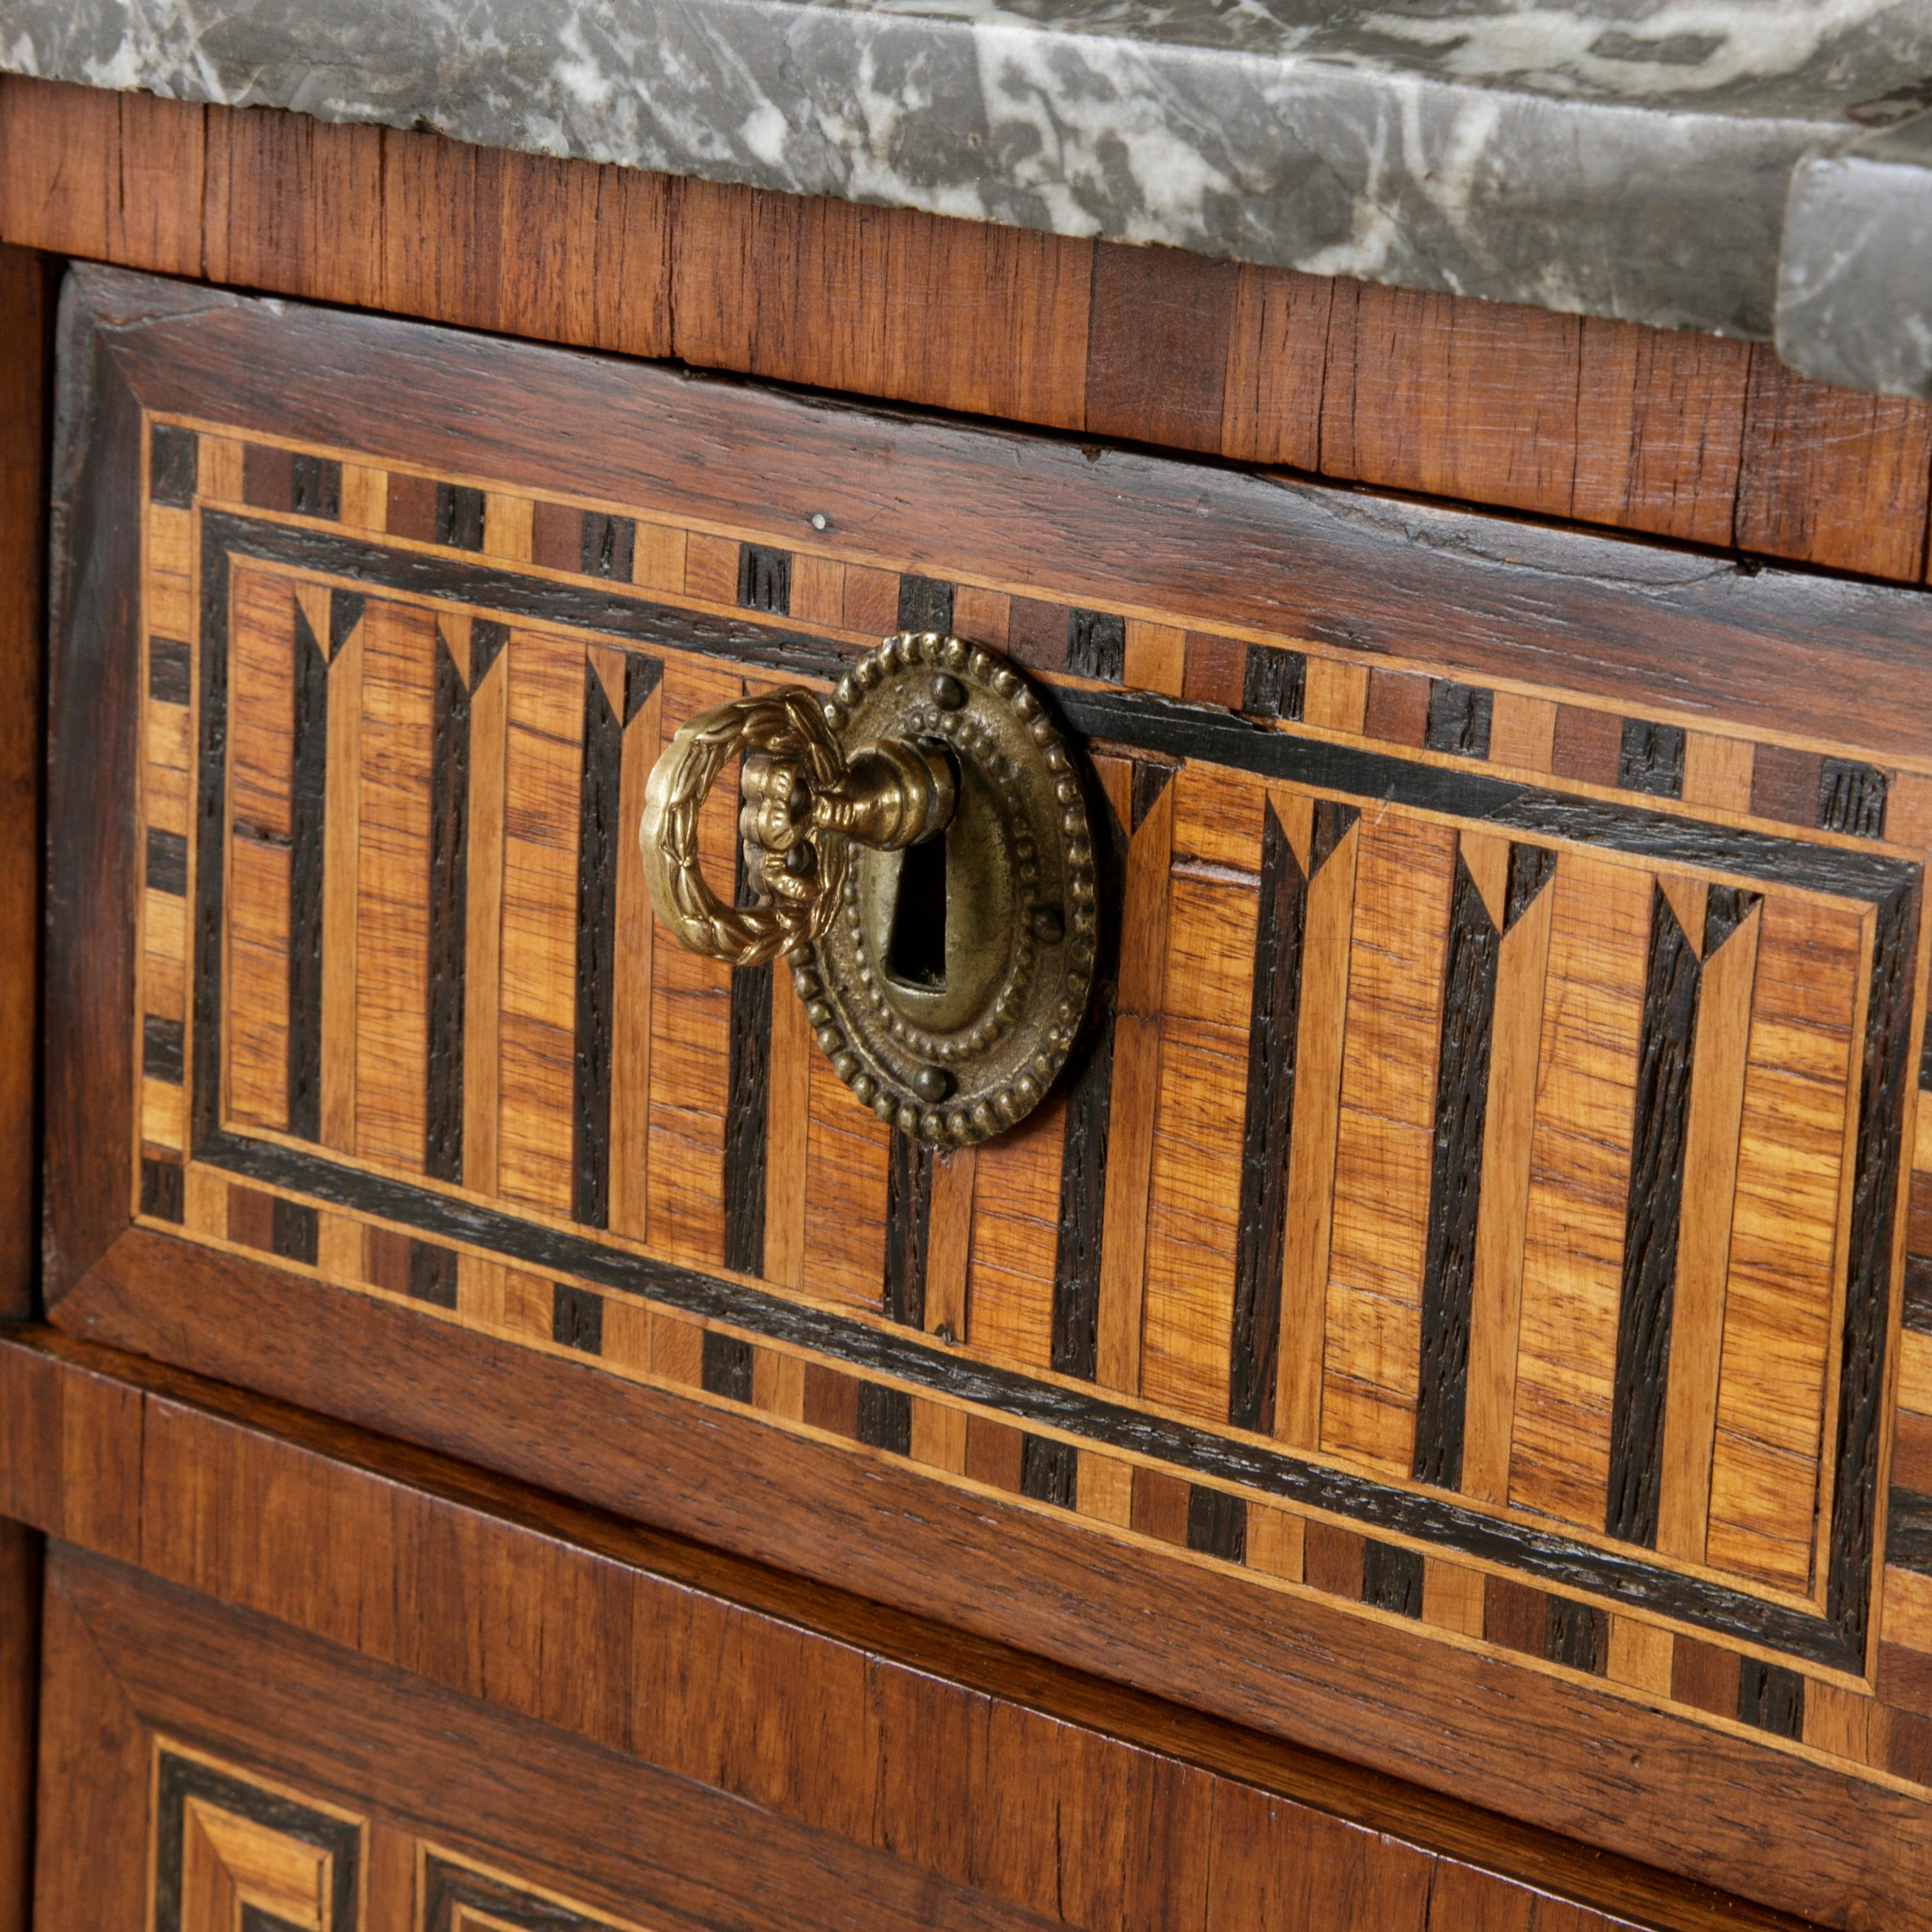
7, 1, 1932, 390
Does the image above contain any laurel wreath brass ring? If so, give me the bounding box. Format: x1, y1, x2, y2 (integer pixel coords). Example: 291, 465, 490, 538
638, 687, 857, 970
638, 634, 1100, 1145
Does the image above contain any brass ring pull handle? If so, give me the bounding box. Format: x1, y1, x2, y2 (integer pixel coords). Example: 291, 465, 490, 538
639, 633, 1098, 1145
638, 686, 957, 969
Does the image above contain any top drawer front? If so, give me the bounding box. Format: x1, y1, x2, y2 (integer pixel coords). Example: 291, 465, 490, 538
152, 486, 1906, 1663
51, 267, 1932, 1921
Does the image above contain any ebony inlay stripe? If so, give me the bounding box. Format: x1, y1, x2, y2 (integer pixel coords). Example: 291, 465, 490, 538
149, 636, 190, 705
1052, 1009, 1113, 1378
1054, 685, 1913, 904
1738, 1659, 1805, 1738
884, 1135, 933, 1328
897, 573, 954, 633
190, 535, 234, 1152
286, 602, 330, 1143
857, 1382, 913, 1454
435, 483, 485, 551
1704, 884, 1759, 953
143, 1015, 184, 1084
1130, 760, 1174, 833
1229, 798, 1307, 1431
1826, 876, 1920, 1656
1020, 1435, 1078, 1508
206, 1114, 1874, 1665
1413, 849, 1502, 1486
1546, 1598, 1609, 1674
425, 628, 470, 1183
409, 1242, 457, 1309
572, 662, 621, 1230
1819, 756, 1888, 838
1051, 780, 1125, 1378
723, 814, 772, 1278
1618, 720, 1685, 798
271, 1197, 318, 1265
624, 650, 662, 723
198, 516, 1919, 904
146, 827, 186, 895
149, 424, 197, 508
331, 591, 366, 654
701, 1330, 754, 1403
1312, 798, 1359, 871
1507, 842, 1556, 924
581, 512, 635, 580
1242, 644, 1304, 721
1067, 608, 1126, 683
1186, 1487, 1247, 1562
1606, 885, 1701, 1547
1361, 1541, 1424, 1617
1425, 682, 1492, 759
552, 1283, 603, 1354
290, 453, 342, 520
154, 1749, 362, 1932
1889, 1488, 1932, 1575
1904, 1257, 1932, 1334
139, 1157, 184, 1223
738, 544, 791, 614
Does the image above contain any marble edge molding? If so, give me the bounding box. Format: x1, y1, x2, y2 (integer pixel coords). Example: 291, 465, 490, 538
6, 0, 1932, 389
1777, 109, 1932, 401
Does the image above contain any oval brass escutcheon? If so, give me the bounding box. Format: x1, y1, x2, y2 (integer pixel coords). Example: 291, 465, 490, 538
798, 633, 1098, 1145
636, 631, 1098, 1145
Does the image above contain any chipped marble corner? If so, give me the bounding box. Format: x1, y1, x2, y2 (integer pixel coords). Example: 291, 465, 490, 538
1777, 106, 1932, 400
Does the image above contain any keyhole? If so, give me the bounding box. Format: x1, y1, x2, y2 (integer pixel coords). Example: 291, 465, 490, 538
885, 832, 948, 989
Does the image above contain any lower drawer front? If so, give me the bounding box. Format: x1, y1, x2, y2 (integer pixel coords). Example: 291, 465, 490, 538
19, 1369, 1692, 1932
45, 263, 1932, 1923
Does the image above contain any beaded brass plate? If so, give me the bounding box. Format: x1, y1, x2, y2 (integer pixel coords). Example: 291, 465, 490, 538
792, 633, 1098, 1145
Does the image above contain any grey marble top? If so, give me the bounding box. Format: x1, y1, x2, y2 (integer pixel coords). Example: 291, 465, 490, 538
11, 1, 1932, 397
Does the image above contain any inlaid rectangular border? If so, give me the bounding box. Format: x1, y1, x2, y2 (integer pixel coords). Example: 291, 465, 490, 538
181, 509, 1923, 1670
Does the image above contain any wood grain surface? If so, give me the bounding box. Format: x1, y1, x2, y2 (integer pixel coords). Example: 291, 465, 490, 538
0, 1522, 36, 1932
50, 268, 1932, 767
41, 1228, 1932, 1931
3, 76, 1931, 589
6, 1329, 1830, 1932
0, 242, 48, 1318
40, 263, 1932, 1921
0, 238, 49, 1932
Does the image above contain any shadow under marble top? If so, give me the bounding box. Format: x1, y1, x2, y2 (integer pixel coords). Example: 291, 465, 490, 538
9, 0, 1932, 395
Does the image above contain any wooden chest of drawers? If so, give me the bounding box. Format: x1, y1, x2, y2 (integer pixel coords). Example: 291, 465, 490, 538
18, 253, 1932, 1927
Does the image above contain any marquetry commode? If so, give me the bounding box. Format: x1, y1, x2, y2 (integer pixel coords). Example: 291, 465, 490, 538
39, 261, 1932, 1926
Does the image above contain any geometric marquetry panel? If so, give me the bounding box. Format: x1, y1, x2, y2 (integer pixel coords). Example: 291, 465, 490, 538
422, 1851, 647, 1932
129, 406, 1932, 1796
152, 1743, 363, 1932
